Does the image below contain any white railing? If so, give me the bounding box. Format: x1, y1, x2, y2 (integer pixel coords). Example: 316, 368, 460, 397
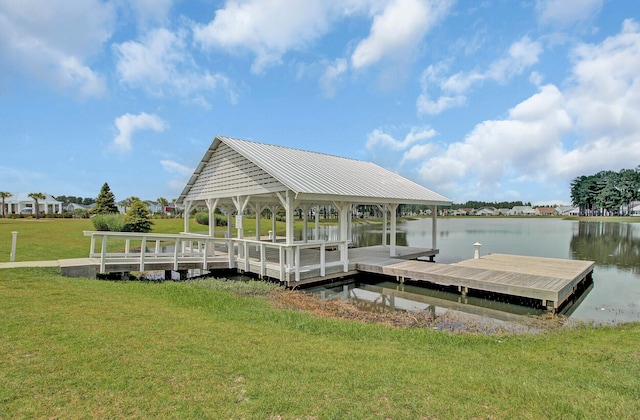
83, 231, 350, 282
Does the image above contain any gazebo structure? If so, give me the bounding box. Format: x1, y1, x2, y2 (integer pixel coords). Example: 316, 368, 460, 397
175, 136, 451, 281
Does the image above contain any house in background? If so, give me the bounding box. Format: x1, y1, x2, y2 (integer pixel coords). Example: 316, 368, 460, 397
509, 206, 539, 216
536, 207, 556, 216
555, 206, 579, 216
3, 193, 63, 215
475, 206, 498, 216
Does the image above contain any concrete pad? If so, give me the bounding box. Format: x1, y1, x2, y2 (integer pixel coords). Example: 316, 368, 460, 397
0, 260, 60, 269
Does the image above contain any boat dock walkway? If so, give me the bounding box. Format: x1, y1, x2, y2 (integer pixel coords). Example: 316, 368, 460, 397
0, 238, 594, 312
352, 249, 595, 311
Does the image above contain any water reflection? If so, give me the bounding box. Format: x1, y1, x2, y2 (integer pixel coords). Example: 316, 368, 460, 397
570, 222, 640, 274
300, 217, 640, 323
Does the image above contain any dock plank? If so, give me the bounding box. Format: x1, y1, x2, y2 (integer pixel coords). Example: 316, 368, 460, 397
353, 252, 594, 310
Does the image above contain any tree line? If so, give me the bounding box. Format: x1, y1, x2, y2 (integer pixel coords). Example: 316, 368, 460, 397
570, 168, 640, 216
451, 200, 530, 210
55, 195, 96, 205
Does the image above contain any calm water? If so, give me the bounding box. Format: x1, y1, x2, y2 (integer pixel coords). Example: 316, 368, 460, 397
306, 218, 640, 324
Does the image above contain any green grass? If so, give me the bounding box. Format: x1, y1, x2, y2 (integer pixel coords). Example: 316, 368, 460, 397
1, 267, 638, 418
0, 216, 349, 262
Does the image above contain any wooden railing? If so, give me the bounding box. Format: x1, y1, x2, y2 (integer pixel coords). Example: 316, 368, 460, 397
83, 231, 350, 282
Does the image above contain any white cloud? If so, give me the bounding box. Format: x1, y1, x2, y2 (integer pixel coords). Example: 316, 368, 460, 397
351, 0, 453, 69
0, 0, 113, 96
536, 0, 603, 27
413, 20, 640, 201
417, 85, 572, 194
417, 36, 543, 115
319, 58, 348, 98
128, 0, 174, 27
111, 113, 169, 153
366, 126, 436, 151
193, 0, 336, 74
114, 28, 234, 106
400, 143, 438, 165
160, 160, 193, 174
192, 0, 452, 95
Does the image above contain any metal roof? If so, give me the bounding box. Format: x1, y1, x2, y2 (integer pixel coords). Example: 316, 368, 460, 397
179, 135, 451, 206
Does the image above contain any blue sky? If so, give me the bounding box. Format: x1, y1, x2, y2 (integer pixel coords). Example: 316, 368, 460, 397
2, 0, 640, 205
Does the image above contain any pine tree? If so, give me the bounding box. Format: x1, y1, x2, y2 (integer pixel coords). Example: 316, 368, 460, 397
93, 183, 119, 214
123, 200, 153, 232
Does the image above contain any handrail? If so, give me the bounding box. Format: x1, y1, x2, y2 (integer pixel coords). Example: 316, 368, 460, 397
83, 231, 350, 282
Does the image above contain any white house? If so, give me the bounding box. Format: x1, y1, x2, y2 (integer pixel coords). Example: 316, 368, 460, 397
476, 206, 498, 216
2, 193, 63, 215
555, 206, 579, 216
509, 206, 539, 216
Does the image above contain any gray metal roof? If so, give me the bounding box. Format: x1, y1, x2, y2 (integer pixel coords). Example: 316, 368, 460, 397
179, 135, 451, 206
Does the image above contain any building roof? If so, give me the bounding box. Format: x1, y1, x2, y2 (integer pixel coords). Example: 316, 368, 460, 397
178, 136, 451, 207
4, 192, 62, 203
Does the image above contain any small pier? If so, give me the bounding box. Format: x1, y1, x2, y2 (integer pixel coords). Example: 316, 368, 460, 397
51, 232, 595, 312
352, 249, 594, 311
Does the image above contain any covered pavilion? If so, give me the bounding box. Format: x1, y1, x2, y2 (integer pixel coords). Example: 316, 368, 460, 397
177, 136, 451, 259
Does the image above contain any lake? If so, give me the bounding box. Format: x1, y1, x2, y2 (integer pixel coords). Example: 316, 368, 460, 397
305, 218, 640, 324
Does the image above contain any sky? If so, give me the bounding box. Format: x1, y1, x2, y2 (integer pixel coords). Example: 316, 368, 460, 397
2, 0, 640, 206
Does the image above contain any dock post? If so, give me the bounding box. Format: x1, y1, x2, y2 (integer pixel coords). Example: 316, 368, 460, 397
10, 231, 18, 262
473, 242, 482, 259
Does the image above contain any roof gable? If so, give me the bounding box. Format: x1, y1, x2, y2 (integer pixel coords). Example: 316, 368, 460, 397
182, 141, 285, 201
179, 136, 452, 206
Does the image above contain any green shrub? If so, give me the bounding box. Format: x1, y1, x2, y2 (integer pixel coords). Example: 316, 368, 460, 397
123, 201, 153, 233
195, 211, 209, 225
195, 212, 228, 226
92, 214, 125, 231
72, 209, 90, 219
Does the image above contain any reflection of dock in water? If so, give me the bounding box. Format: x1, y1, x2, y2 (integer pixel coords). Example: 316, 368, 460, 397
352, 249, 595, 312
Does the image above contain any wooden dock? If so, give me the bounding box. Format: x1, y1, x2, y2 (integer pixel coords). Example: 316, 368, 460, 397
352, 250, 595, 311
44, 232, 595, 312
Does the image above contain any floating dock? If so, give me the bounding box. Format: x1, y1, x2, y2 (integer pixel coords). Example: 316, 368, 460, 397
351, 249, 595, 311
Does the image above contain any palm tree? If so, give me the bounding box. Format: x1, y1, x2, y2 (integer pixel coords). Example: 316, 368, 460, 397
123, 196, 141, 213
157, 197, 169, 216
0, 192, 12, 218
28, 192, 46, 219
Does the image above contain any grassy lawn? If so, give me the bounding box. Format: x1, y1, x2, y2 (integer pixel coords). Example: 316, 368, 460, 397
0, 217, 335, 262
1, 267, 638, 419
2, 217, 639, 418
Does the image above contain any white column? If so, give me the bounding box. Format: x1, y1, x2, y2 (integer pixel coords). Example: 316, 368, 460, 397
275, 191, 296, 244
284, 192, 295, 244
314, 205, 320, 241
333, 201, 351, 242
231, 195, 250, 239
431, 205, 438, 250
268, 205, 279, 242
251, 203, 264, 241
302, 205, 308, 243
389, 203, 398, 257
206, 198, 219, 237
183, 201, 193, 233
377, 204, 388, 246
